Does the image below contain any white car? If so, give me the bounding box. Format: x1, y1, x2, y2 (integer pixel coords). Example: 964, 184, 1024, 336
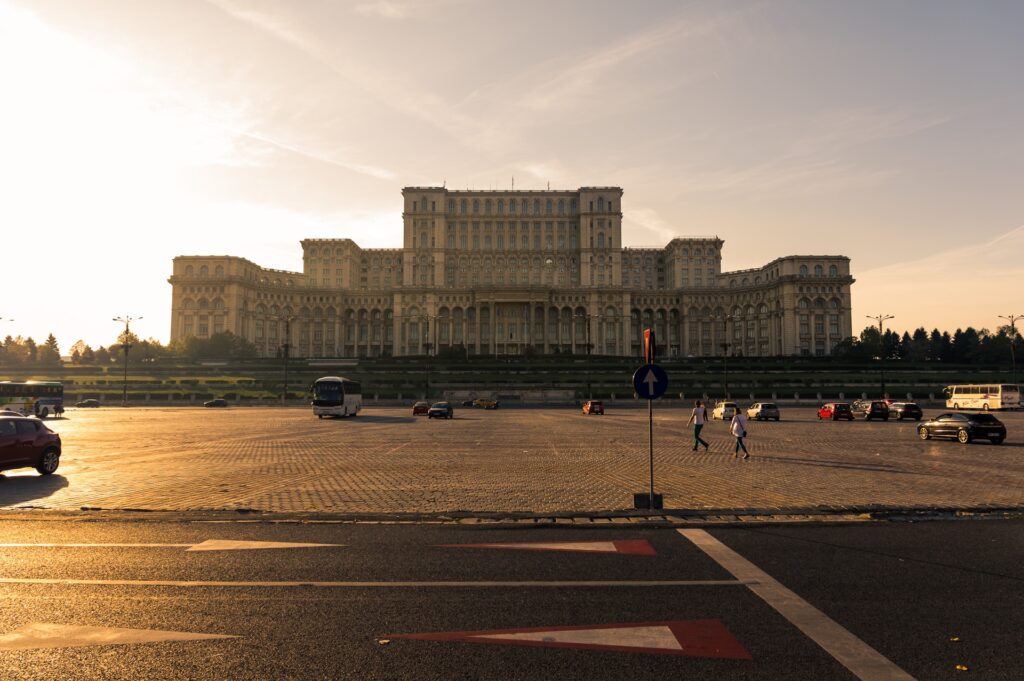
711, 402, 738, 420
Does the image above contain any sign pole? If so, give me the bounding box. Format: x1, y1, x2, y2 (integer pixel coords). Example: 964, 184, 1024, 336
648, 396, 654, 509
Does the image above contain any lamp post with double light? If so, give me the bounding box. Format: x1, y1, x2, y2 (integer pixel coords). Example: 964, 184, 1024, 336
113, 315, 142, 407
998, 314, 1022, 390
866, 314, 894, 398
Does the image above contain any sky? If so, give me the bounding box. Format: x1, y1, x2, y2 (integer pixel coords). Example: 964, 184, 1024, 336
1, 0, 1022, 349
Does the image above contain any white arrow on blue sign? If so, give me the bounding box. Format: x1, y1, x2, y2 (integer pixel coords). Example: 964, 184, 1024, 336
633, 364, 668, 400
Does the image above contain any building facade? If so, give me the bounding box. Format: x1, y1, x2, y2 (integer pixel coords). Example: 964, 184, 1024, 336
168, 186, 854, 358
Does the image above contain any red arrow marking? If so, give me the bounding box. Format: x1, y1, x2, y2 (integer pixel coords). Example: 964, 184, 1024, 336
437, 540, 656, 556
387, 619, 751, 659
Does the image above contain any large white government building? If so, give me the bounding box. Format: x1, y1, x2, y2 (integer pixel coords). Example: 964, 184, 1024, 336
169, 186, 854, 358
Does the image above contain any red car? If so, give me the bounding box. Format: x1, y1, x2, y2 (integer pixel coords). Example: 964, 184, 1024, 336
0, 416, 61, 475
817, 402, 854, 421
412, 401, 430, 416
582, 400, 604, 415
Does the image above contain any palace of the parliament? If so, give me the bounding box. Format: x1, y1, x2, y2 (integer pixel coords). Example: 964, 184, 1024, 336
169, 186, 854, 358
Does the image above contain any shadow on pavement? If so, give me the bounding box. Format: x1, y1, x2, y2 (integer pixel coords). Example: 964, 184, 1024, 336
329, 415, 418, 424
758, 456, 930, 475
0, 474, 69, 507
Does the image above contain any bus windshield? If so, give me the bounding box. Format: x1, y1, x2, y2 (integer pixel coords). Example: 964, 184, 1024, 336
313, 381, 343, 403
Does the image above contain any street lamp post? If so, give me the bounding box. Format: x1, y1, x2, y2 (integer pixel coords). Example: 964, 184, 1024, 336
866, 314, 894, 398
710, 314, 737, 401
998, 314, 1022, 388
278, 316, 294, 404
113, 315, 142, 407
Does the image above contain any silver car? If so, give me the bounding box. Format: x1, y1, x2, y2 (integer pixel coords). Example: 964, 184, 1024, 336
746, 402, 780, 421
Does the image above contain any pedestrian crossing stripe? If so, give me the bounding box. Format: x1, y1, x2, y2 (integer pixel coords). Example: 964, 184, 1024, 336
437, 540, 656, 556
387, 619, 751, 659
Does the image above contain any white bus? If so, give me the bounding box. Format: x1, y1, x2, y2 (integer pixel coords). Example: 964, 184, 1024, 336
311, 376, 362, 418
944, 384, 1020, 411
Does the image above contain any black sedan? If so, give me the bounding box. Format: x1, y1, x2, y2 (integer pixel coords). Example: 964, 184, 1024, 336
75, 399, 100, 408
427, 402, 454, 419
917, 412, 1006, 444
203, 399, 229, 408
890, 402, 923, 421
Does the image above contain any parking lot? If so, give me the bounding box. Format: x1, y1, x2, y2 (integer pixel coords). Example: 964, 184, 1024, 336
1, 405, 1022, 514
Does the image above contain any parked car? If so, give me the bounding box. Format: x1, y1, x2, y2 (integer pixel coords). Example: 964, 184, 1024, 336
0, 416, 62, 475
427, 402, 454, 419
746, 402, 780, 421
461, 400, 474, 407
74, 399, 100, 408
890, 402, 923, 421
473, 398, 499, 409
412, 401, 430, 415
0, 410, 22, 417
203, 399, 228, 408
852, 400, 890, 421
917, 412, 1005, 444
818, 402, 854, 421
582, 400, 604, 415
711, 402, 738, 420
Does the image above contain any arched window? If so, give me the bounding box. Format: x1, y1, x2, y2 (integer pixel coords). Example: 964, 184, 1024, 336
509, 199, 516, 214
485, 199, 492, 214
473, 199, 480, 214
570, 199, 577, 214
460, 199, 467, 214
521, 199, 527, 214
545, 199, 553, 214
199, 265, 209, 277
799, 265, 809, 276
185, 265, 194, 276
533, 199, 540, 215
597, 232, 605, 248
798, 298, 809, 309
829, 264, 838, 277
214, 265, 224, 277
814, 264, 823, 277
420, 196, 428, 211
497, 200, 504, 215
558, 199, 564, 214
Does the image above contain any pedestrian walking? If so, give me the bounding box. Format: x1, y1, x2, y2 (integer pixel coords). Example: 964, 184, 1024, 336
730, 410, 749, 459
686, 399, 710, 451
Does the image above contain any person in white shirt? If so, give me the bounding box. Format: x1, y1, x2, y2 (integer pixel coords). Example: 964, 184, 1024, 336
730, 411, 750, 459
686, 399, 710, 451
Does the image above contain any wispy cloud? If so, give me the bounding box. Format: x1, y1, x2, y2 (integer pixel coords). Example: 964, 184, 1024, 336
353, 0, 468, 21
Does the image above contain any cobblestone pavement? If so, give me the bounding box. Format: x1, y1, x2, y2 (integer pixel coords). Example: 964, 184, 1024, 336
2, 406, 1023, 514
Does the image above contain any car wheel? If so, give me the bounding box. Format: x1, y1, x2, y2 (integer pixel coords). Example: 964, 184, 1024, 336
38, 407, 49, 419
915, 416, 921, 422
36, 448, 60, 475
318, 415, 323, 419
918, 427, 929, 440
775, 417, 780, 422
883, 417, 889, 422
957, 429, 971, 444
982, 403, 990, 411
953, 403, 959, 409
990, 437, 1004, 445
896, 415, 903, 421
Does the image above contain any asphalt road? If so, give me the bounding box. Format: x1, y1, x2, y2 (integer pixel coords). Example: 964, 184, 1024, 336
1, 518, 1020, 680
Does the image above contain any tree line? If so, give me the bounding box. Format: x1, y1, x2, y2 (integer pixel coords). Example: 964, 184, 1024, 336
833, 324, 1023, 363
0, 331, 260, 366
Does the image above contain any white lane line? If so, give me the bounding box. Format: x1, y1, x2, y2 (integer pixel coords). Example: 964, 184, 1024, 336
0, 540, 343, 552
0, 578, 749, 589
0, 622, 235, 651
0, 544, 193, 548
678, 529, 915, 681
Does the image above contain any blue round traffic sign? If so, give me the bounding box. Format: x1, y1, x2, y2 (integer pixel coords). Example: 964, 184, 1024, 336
633, 364, 668, 400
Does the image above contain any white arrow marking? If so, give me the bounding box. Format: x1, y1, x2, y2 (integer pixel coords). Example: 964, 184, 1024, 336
475, 625, 683, 650
0, 623, 235, 651
186, 539, 344, 552
643, 369, 658, 394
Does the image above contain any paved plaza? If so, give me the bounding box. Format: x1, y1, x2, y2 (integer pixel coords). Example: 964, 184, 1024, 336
1, 406, 1022, 514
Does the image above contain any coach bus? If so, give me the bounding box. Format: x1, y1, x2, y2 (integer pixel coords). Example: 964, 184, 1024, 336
0, 381, 64, 418
311, 376, 362, 418
944, 384, 1020, 411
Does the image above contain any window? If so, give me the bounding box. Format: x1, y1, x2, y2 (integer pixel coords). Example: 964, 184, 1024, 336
473, 199, 479, 214
799, 265, 808, 276
460, 199, 467, 214
814, 264, 823, 277
546, 199, 553, 214
829, 264, 838, 277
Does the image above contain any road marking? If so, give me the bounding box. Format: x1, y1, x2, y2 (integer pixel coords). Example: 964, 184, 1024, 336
678, 529, 916, 680
438, 540, 656, 556
0, 622, 235, 651
0, 577, 748, 588
0, 540, 343, 552
186, 539, 343, 551
387, 620, 751, 659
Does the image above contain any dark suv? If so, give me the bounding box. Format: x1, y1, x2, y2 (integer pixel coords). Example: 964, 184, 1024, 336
853, 400, 890, 421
